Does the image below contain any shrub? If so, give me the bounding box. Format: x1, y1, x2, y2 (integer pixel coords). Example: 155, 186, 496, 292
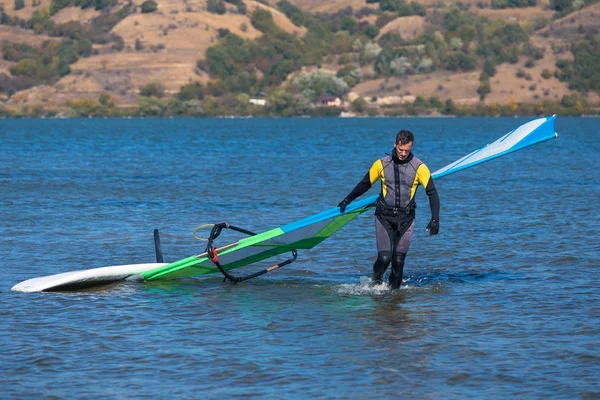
541, 69, 552, 79
277, 0, 304, 26
207, 0, 226, 14
363, 24, 379, 39
477, 78, 491, 100
11, 58, 38, 78
50, 0, 71, 15
292, 70, 349, 102
139, 82, 165, 97
251, 7, 276, 33
237, 1, 247, 14
445, 52, 477, 71
483, 59, 496, 77
0, 73, 34, 94
491, 0, 537, 8
140, 0, 157, 13
177, 81, 205, 101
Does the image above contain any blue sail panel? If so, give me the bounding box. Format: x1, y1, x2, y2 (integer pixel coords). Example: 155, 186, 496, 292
431, 115, 558, 180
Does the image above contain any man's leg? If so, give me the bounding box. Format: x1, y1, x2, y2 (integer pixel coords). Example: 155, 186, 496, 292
389, 220, 415, 289
388, 253, 406, 289
374, 215, 394, 284
372, 251, 392, 284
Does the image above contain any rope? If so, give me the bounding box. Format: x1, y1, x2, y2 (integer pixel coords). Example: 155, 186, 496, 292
193, 224, 214, 241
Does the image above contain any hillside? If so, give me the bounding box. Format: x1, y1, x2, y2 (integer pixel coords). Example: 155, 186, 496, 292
0, 0, 599, 115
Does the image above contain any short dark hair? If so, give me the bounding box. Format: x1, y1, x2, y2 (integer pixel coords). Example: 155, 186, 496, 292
395, 129, 414, 145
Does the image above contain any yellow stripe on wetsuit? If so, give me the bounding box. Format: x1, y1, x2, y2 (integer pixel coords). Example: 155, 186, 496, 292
410, 163, 432, 200
369, 159, 386, 196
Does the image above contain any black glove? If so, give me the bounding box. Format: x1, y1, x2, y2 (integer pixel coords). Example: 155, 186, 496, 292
338, 198, 351, 213
426, 219, 439, 235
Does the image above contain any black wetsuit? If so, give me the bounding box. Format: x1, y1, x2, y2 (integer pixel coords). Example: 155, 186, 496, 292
343, 150, 440, 288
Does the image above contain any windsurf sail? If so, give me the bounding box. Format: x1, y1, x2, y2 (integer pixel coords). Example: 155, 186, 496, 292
140, 115, 559, 282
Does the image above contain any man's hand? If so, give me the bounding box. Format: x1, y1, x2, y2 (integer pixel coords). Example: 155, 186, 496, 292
426, 219, 439, 235
338, 198, 351, 213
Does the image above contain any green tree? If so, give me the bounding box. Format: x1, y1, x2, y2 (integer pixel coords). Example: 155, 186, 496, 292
139, 82, 165, 97
177, 81, 205, 101
556, 38, 600, 92
482, 59, 496, 77
98, 92, 114, 107
50, 0, 71, 15
292, 70, 349, 102
11, 58, 38, 78
277, 0, 304, 26
67, 98, 100, 116
340, 16, 359, 35
477, 78, 491, 100
140, 0, 157, 13
205, 46, 238, 78
138, 96, 172, 116
363, 24, 379, 39
541, 69, 552, 79
550, 0, 571, 12
207, 0, 225, 14
31, 9, 54, 33
445, 52, 476, 71
251, 8, 277, 33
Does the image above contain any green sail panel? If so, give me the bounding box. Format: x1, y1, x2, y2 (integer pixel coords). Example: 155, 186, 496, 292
141, 202, 373, 281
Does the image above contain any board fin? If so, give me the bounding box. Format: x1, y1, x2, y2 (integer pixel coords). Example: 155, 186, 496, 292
154, 229, 164, 263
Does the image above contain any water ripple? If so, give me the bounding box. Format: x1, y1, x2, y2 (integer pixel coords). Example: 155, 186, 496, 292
1, 117, 599, 398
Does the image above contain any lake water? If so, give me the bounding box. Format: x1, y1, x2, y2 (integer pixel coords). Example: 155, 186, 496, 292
1, 117, 598, 398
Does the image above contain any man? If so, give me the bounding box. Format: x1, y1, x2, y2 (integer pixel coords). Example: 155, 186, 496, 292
338, 129, 440, 289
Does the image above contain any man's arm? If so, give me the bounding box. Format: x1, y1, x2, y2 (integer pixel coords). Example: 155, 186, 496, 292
417, 164, 440, 234
338, 160, 382, 212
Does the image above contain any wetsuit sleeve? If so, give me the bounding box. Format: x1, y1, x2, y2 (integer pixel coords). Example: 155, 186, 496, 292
345, 160, 383, 202
417, 164, 440, 221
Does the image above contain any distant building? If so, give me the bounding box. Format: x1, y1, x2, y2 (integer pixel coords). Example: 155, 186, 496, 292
317, 95, 342, 107
249, 98, 266, 106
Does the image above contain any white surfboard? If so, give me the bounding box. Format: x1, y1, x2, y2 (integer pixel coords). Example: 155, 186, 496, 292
11, 263, 168, 292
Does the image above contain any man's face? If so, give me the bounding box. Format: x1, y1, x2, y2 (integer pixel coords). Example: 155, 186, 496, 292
395, 141, 413, 161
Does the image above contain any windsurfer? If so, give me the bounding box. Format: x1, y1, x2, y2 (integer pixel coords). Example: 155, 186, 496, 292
338, 129, 440, 289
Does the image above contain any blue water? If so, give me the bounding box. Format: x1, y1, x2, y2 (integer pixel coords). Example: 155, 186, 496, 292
1, 117, 599, 398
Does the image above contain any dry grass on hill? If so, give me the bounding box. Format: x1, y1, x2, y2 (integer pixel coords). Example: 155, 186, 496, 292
539, 3, 600, 40
70, 51, 209, 96
484, 29, 595, 104
352, 70, 482, 105
0, 59, 13, 74
376, 16, 426, 42
2, 0, 599, 110
2, 0, 304, 107
349, 30, 580, 106
100, 0, 304, 95
250, 1, 306, 36
5, 84, 68, 109
113, 11, 260, 50
289, 0, 378, 13
50, 6, 102, 24
0, 25, 56, 46
473, 6, 554, 26
0, 0, 52, 19
352, 37, 582, 105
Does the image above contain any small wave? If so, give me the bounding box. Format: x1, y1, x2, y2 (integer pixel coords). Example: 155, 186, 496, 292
333, 268, 520, 295
336, 276, 393, 295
